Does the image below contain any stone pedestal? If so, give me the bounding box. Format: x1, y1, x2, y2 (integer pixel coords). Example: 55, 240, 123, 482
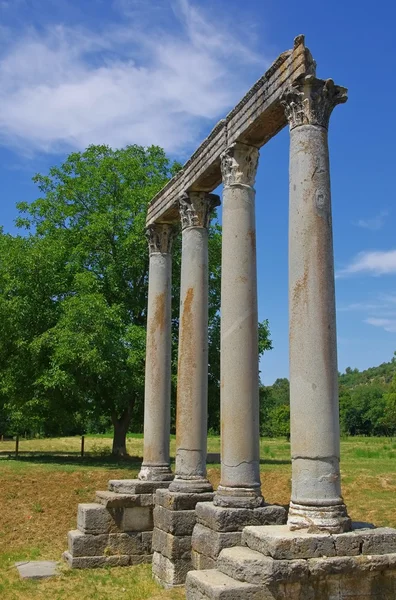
186, 524, 396, 599
191, 501, 287, 570
64, 479, 171, 568
152, 488, 214, 587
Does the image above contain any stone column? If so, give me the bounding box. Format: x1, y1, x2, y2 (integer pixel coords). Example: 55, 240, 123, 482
214, 142, 263, 509
139, 223, 175, 482
281, 74, 351, 532
169, 191, 219, 494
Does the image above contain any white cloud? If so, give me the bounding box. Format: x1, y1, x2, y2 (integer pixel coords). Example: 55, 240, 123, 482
337, 250, 396, 278
365, 317, 396, 333
0, 0, 266, 156
354, 210, 389, 231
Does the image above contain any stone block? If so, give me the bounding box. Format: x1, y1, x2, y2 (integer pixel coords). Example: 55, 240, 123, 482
195, 502, 286, 533
152, 527, 192, 560
77, 502, 153, 534
192, 549, 216, 571
108, 479, 171, 495
96, 490, 155, 508
119, 506, 153, 532
156, 488, 214, 511
63, 551, 131, 569
333, 530, 363, 556
15, 561, 58, 580
360, 527, 396, 555
68, 529, 152, 557
192, 524, 241, 559
242, 524, 336, 560
185, 569, 263, 600
218, 546, 308, 586
153, 505, 197, 536
77, 503, 113, 535
152, 551, 192, 587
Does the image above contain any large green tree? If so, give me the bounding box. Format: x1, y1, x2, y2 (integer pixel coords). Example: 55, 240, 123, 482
0, 144, 272, 454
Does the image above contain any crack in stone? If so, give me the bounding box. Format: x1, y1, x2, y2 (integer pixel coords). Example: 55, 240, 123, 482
222, 460, 258, 468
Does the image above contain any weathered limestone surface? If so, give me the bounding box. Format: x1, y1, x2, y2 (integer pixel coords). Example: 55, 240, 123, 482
186, 569, 263, 600
77, 502, 153, 534
108, 479, 171, 494
63, 552, 151, 569
139, 223, 175, 482
146, 36, 315, 226
186, 525, 396, 599
196, 502, 287, 532
152, 488, 214, 588
68, 529, 152, 557
282, 74, 350, 533
191, 502, 287, 569
65, 484, 164, 569
152, 551, 192, 589
15, 561, 59, 580
169, 192, 218, 494
157, 488, 214, 511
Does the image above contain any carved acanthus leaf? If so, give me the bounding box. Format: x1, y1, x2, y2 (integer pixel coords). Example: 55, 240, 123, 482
281, 74, 347, 130
179, 192, 220, 230
220, 142, 259, 187
146, 223, 176, 255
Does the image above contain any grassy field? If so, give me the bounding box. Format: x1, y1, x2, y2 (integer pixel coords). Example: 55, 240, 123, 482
1, 435, 396, 599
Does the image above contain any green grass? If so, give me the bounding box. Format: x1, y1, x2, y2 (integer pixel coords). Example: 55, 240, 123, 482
1, 434, 396, 598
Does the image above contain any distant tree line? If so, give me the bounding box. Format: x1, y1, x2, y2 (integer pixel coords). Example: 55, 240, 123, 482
259, 355, 396, 438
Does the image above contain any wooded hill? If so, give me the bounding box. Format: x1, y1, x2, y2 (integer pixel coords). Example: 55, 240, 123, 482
260, 354, 396, 438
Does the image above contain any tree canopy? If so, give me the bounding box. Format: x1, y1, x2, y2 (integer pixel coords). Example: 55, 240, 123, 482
0, 144, 272, 454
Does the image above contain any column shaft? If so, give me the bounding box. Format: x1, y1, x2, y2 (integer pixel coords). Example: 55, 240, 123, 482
169, 192, 219, 493
214, 142, 263, 509
139, 224, 174, 481
282, 75, 351, 532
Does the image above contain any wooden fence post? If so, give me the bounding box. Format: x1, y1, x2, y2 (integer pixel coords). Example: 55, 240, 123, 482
15, 435, 19, 458
81, 435, 85, 458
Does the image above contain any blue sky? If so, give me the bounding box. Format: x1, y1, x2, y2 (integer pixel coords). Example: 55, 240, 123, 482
0, 0, 395, 384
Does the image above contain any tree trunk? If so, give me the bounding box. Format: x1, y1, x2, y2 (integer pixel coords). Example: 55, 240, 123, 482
111, 403, 134, 457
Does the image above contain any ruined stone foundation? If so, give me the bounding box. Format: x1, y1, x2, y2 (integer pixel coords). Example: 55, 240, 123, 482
151, 488, 214, 588
63, 479, 170, 568
186, 524, 396, 599
191, 501, 287, 570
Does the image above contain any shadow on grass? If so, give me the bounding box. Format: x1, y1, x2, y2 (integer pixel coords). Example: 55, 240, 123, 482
0, 452, 143, 470
0, 452, 290, 468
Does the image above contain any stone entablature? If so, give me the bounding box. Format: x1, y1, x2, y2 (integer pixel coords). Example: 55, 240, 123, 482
146, 35, 315, 226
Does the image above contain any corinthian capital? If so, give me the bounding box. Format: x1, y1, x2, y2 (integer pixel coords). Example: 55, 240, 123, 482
221, 142, 259, 187
146, 223, 176, 255
179, 191, 220, 230
281, 75, 347, 131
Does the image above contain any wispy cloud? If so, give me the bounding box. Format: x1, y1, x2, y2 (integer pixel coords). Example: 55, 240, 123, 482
0, 0, 267, 157
337, 250, 396, 278
339, 292, 396, 334
365, 317, 396, 333
354, 210, 389, 231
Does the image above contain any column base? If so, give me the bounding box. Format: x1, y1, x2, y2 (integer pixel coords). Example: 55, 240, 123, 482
169, 477, 213, 494
213, 485, 263, 509
191, 501, 287, 569
152, 488, 214, 587
186, 523, 396, 600
288, 500, 352, 534
138, 465, 174, 482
